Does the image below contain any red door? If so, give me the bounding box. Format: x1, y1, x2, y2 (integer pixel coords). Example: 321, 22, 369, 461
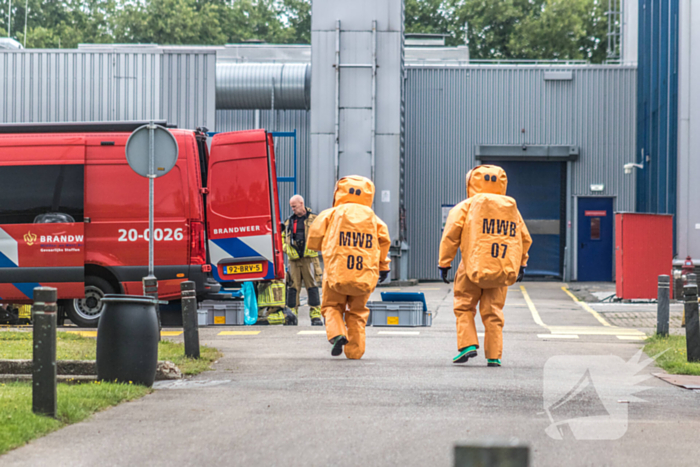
206, 130, 284, 283
0, 135, 86, 302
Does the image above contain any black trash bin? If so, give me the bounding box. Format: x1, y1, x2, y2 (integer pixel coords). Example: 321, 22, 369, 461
96, 295, 159, 387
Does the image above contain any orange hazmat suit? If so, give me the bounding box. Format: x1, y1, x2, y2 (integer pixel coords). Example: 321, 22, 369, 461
439, 165, 532, 360
308, 176, 391, 359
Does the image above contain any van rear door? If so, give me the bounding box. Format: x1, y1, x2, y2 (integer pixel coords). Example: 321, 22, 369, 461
206, 130, 284, 282
0, 135, 86, 301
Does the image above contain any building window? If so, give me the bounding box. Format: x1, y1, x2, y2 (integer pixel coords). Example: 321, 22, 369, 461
590, 217, 601, 240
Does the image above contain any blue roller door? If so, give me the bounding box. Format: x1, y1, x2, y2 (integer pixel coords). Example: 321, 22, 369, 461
482, 161, 565, 278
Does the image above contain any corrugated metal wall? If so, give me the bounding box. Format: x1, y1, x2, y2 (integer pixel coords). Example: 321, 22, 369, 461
160, 50, 216, 130
404, 66, 637, 280
677, 0, 700, 260
0, 49, 215, 130
636, 0, 679, 235
216, 109, 310, 221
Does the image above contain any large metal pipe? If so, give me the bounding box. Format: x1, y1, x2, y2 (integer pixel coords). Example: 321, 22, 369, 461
216, 62, 310, 110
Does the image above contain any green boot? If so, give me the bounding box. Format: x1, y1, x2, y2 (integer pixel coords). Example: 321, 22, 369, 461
453, 345, 477, 364
487, 359, 502, 367
330, 335, 348, 357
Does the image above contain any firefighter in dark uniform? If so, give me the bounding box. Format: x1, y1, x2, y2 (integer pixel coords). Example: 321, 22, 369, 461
283, 195, 323, 325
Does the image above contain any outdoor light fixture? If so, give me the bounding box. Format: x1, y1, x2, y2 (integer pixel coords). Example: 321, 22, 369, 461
623, 162, 643, 174
624, 149, 646, 174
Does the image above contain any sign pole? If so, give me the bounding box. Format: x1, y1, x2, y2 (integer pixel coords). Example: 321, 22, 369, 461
144, 121, 160, 337
148, 121, 155, 277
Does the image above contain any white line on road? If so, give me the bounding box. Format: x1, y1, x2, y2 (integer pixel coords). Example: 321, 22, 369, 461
617, 335, 646, 340
537, 334, 579, 339
549, 326, 645, 336
377, 331, 420, 336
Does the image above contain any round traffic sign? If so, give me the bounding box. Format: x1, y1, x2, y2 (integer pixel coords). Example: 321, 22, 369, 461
125, 124, 178, 178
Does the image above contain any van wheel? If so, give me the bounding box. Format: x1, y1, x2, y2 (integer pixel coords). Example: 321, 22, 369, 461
65, 276, 116, 328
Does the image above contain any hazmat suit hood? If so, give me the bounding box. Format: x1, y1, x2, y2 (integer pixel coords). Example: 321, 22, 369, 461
466, 165, 508, 198
332, 175, 375, 207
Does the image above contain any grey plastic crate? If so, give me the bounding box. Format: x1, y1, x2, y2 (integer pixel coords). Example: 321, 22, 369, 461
198, 300, 245, 326
197, 309, 208, 327
423, 310, 433, 327
368, 301, 428, 327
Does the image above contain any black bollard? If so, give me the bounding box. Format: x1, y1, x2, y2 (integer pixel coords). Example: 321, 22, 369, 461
684, 273, 698, 328
684, 283, 700, 363
143, 276, 161, 340
181, 281, 200, 359
454, 441, 529, 467
32, 287, 57, 418
657, 275, 670, 336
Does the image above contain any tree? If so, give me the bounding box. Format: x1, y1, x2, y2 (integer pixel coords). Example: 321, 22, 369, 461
112, 0, 227, 45
5, 1, 116, 48
217, 0, 293, 44
279, 0, 311, 44
508, 0, 608, 62
0, 0, 609, 62
452, 0, 543, 59
405, 0, 456, 40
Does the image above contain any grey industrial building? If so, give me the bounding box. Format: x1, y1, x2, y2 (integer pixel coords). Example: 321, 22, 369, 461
1, 0, 696, 283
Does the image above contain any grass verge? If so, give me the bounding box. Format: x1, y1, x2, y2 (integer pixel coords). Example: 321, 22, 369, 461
0, 331, 94, 360
0, 381, 150, 456
157, 340, 222, 375
644, 334, 700, 376
0, 331, 222, 375
0, 331, 222, 455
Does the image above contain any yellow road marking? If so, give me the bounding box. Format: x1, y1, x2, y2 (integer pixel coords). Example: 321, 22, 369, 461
297, 331, 327, 335
617, 335, 647, 341
538, 334, 579, 339
218, 331, 261, 336
520, 285, 548, 329
561, 286, 612, 327
66, 331, 97, 337
161, 331, 183, 336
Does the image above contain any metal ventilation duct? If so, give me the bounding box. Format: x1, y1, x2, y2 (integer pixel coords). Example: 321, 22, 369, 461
216, 62, 310, 110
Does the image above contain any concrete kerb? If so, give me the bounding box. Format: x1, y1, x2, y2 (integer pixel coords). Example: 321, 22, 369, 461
0, 359, 183, 381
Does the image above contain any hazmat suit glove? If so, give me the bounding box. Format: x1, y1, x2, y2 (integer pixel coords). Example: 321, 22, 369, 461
439, 267, 451, 284
378, 270, 389, 285
517, 267, 526, 283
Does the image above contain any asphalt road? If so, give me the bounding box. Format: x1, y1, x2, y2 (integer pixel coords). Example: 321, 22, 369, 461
3, 282, 699, 467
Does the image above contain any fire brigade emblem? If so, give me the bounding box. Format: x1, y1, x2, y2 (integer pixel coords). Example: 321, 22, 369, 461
24, 231, 37, 246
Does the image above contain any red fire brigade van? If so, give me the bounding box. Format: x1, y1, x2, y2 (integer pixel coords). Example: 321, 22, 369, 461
0, 122, 284, 327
